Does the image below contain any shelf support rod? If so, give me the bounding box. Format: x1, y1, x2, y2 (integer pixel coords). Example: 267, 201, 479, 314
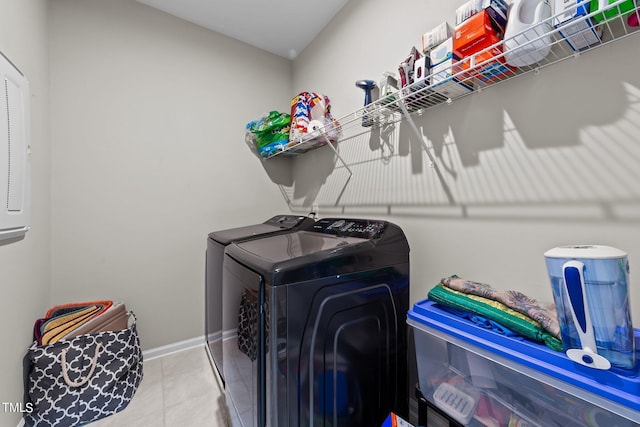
322, 135, 353, 206
322, 135, 353, 177
397, 99, 456, 205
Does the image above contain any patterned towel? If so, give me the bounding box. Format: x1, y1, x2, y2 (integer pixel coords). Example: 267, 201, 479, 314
441, 275, 561, 339
428, 284, 564, 351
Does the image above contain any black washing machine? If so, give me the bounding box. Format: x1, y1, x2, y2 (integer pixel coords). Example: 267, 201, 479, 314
222, 217, 410, 427
205, 215, 315, 384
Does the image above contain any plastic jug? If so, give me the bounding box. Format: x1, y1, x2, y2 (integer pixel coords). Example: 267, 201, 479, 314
504, 0, 553, 67
544, 245, 635, 370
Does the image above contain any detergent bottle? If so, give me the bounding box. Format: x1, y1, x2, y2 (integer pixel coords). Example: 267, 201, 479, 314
504, 0, 553, 67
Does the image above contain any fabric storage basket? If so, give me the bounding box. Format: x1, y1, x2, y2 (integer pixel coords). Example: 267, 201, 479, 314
23, 313, 143, 427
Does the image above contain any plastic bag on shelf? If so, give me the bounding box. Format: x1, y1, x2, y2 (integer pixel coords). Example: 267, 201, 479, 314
289, 92, 341, 147
245, 110, 291, 157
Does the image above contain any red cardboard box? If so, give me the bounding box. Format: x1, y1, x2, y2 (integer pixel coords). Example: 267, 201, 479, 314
453, 10, 503, 59
454, 43, 516, 83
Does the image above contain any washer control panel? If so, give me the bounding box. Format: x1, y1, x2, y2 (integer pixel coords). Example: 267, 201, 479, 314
308, 218, 387, 240
264, 215, 310, 229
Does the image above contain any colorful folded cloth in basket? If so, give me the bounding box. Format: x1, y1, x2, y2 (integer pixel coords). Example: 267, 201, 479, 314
45, 300, 113, 318
428, 284, 564, 351
63, 302, 127, 339
441, 275, 561, 340
39, 305, 103, 345
33, 300, 124, 345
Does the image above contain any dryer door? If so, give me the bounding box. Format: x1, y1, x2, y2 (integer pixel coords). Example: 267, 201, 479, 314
273, 265, 409, 427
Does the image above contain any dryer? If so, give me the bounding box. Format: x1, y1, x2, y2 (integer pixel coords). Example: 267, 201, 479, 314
205, 215, 315, 384
222, 217, 410, 427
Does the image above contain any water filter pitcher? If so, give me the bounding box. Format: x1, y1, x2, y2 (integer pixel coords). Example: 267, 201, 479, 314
544, 245, 635, 370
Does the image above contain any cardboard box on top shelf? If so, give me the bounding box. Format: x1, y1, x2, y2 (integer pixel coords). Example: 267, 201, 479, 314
421, 21, 453, 54
453, 9, 504, 59
413, 56, 431, 89
431, 78, 475, 100
430, 37, 460, 84
453, 8, 514, 85
590, 0, 637, 22
455, 0, 510, 28
456, 45, 517, 84
430, 37, 474, 99
453, 36, 516, 84
554, 0, 603, 51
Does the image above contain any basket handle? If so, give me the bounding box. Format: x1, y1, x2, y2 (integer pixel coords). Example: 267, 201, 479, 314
61, 342, 103, 387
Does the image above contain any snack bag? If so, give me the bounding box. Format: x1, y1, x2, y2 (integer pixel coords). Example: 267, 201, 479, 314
289, 92, 340, 144
245, 110, 291, 157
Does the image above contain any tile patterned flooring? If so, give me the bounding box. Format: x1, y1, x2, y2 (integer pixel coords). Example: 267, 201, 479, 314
91, 345, 228, 426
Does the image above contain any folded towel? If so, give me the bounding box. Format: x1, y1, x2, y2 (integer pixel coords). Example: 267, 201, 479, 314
63, 302, 127, 339
46, 300, 112, 319
438, 306, 521, 338
428, 284, 563, 351
36, 300, 115, 345
41, 305, 98, 335
40, 305, 103, 345
441, 275, 561, 339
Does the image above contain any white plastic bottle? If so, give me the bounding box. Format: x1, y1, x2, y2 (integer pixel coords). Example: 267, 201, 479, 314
504, 0, 553, 67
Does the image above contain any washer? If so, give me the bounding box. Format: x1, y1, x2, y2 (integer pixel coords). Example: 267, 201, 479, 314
205, 215, 315, 384
222, 217, 410, 427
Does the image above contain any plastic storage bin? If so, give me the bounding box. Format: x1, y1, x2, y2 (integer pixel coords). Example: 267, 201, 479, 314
407, 299, 640, 426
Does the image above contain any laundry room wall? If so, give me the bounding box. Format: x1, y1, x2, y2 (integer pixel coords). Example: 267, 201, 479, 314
0, 1, 51, 426
289, 0, 640, 323
49, 0, 291, 350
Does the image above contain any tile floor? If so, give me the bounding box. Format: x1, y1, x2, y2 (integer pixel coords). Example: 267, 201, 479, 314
91, 345, 229, 426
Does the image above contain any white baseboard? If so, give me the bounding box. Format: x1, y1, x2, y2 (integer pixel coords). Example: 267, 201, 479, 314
142, 335, 205, 361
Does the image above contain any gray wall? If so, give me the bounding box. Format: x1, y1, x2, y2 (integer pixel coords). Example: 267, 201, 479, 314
290, 0, 640, 321
0, 1, 51, 426
49, 0, 291, 350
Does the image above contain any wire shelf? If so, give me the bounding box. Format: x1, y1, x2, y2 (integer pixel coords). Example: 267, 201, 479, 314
264, 0, 640, 159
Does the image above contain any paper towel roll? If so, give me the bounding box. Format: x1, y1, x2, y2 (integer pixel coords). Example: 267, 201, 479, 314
307, 120, 325, 133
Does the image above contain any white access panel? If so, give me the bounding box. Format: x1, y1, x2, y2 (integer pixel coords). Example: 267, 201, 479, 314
0, 51, 31, 240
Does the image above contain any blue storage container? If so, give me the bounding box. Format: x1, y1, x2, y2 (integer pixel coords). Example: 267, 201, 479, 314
407, 298, 640, 426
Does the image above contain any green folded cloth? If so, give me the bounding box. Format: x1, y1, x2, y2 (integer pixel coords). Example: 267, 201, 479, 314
441, 275, 561, 339
428, 284, 563, 351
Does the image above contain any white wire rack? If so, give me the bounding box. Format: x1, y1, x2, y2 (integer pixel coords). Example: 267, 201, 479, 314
264, 0, 640, 160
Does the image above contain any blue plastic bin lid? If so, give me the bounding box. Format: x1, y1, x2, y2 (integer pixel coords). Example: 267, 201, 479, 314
407, 298, 640, 413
